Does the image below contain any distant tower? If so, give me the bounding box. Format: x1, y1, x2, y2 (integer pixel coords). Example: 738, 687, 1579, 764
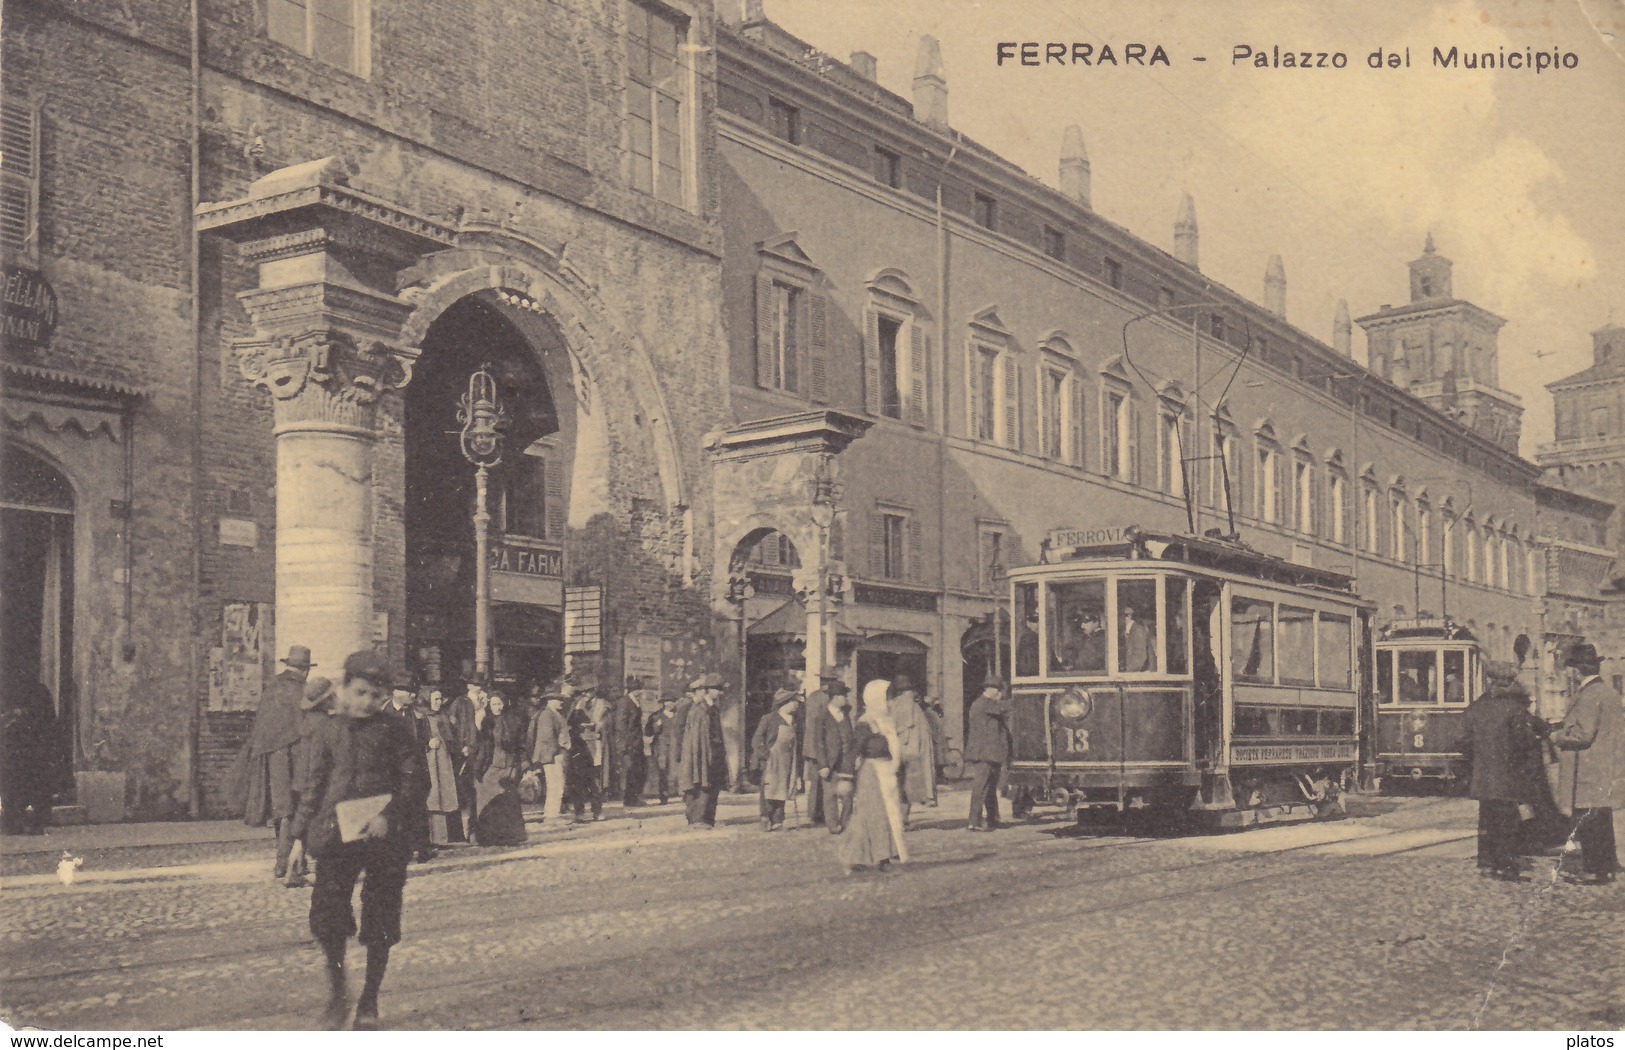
1264, 255, 1286, 318
1059, 125, 1091, 210
913, 36, 948, 129
1174, 194, 1198, 270
1537, 320, 1625, 569
1356, 235, 1521, 452
1333, 299, 1353, 356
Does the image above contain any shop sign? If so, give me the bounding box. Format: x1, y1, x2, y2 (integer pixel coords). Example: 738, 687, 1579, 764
490, 539, 563, 578
3, 264, 58, 350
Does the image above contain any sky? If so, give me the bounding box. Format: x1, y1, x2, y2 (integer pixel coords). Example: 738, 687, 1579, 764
759, 0, 1625, 456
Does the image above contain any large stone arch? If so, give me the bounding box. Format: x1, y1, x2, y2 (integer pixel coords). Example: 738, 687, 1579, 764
397, 228, 688, 515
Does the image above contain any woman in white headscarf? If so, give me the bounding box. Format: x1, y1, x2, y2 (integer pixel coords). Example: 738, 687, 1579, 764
835, 679, 909, 873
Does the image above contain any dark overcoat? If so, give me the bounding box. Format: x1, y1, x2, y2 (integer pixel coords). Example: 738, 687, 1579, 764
1461, 684, 1539, 802
963, 691, 1012, 765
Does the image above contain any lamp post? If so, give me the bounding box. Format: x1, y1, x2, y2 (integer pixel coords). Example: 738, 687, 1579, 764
723, 564, 755, 793
803, 455, 845, 695
457, 364, 507, 682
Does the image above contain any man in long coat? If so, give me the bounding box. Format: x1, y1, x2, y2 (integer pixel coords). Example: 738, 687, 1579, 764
243, 645, 313, 878
1552, 642, 1624, 884
647, 697, 682, 805
801, 671, 844, 827
889, 676, 936, 822
679, 673, 729, 829
613, 681, 650, 807
964, 672, 1012, 831
1460, 661, 1539, 880
817, 686, 857, 833
528, 690, 570, 825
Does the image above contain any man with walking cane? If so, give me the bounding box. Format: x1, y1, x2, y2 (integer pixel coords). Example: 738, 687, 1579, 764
1551, 642, 1623, 885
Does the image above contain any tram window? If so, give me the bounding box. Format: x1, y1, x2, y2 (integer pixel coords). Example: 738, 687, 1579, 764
1164, 577, 1189, 675
1047, 579, 1107, 674
1397, 650, 1438, 704
1234, 705, 1273, 736
1118, 579, 1159, 673
1376, 650, 1394, 704
1014, 583, 1040, 676
1318, 614, 1352, 689
1231, 596, 1274, 683
1319, 709, 1354, 736
1278, 605, 1315, 686
1443, 650, 1467, 704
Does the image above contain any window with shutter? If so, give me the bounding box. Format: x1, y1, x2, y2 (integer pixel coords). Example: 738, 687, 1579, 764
806, 293, 828, 403
1001, 354, 1019, 450
1, 99, 40, 254
966, 341, 983, 440
623, 1, 689, 206
268, 0, 370, 75
1039, 367, 1056, 458
877, 315, 903, 419
1102, 391, 1122, 476
1069, 375, 1086, 467
755, 274, 778, 390
908, 323, 929, 427
863, 310, 883, 416
1125, 399, 1141, 485
869, 511, 887, 577
907, 517, 923, 582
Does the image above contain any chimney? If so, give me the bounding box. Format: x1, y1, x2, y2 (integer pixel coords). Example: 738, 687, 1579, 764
1264, 254, 1286, 318
1174, 194, 1198, 269
1333, 299, 1352, 356
849, 51, 877, 82
742, 0, 765, 23
1059, 125, 1091, 210
913, 35, 948, 129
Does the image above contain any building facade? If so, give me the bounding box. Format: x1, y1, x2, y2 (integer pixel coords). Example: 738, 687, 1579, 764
711, 11, 1553, 751
3, 0, 732, 818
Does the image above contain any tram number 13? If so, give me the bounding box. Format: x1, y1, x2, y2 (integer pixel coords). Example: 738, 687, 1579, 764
1056, 727, 1091, 754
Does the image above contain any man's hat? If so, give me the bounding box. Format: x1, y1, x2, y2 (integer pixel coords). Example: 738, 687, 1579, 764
659, 695, 679, 705
818, 667, 843, 682
281, 645, 316, 671
891, 675, 915, 694
1565, 642, 1601, 670
567, 672, 600, 693
1484, 661, 1520, 685
982, 669, 1005, 690
689, 672, 724, 691
772, 687, 800, 705
301, 677, 335, 711
342, 650, 392, 688
824, 679, 850, 697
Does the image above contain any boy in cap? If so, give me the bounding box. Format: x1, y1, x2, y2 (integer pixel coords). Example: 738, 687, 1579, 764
286, 651, 427, 1029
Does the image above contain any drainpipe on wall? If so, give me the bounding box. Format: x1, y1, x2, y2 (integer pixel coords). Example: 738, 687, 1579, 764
933, 142, 958, 737
186, 0, 204, 818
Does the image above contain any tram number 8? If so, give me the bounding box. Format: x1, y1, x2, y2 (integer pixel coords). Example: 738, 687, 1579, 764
1413, 733, 1425, 750
1056, 727, 1091, 754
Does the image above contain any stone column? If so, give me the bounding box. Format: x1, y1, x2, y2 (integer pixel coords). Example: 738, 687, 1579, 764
235, 330, 413, 672
198, 158, 453, 673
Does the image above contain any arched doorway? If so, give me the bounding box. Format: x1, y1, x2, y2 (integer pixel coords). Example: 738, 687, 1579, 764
404, 293, 574, 689
2, 443, 76, 798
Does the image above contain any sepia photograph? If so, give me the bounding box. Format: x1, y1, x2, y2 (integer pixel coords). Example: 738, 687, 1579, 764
2, 0, 1623, 1035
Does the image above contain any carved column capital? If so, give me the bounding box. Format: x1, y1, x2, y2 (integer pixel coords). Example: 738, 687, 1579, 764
236, 328, 419, 434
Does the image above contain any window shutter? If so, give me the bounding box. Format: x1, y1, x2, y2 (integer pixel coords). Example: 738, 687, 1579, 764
1069, 377, 1086, 468
1126, 399, 1141, 485
543, 455, 566, 540
755, 273, 777, 389
1099, 390, 1112, 474
869, 511, 886, 578
966, 342, 983, 440
807, 292, 829, 403
1311, 469, 1323, 537
863, 309, 882, 416
1039, 369, 1055, 458
907, 517, 923, 582
1275, 454, 1287, 525
1, 99, 40, 253
1002, 353, 1019, 450
908, 322, 928, 427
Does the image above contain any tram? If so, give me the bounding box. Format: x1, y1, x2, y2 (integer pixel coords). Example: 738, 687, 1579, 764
1371, 620, 1482, 786
1006, 525, 1374, 828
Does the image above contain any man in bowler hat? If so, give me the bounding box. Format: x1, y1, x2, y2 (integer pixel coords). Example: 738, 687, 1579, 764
242, 645, 314, 879
1552, 642, 1624, 884
286, 651, 427, 1029
964, 671, 1012, 831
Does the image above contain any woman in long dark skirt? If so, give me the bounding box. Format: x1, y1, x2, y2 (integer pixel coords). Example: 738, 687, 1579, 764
835, 679, 909, 874
471, 692, 529, 846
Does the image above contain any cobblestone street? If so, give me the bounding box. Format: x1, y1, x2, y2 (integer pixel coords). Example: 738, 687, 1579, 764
2, 791, 1621, 1031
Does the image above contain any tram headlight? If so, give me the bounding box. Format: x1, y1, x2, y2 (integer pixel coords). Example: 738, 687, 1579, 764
1055, 687, 1092, 721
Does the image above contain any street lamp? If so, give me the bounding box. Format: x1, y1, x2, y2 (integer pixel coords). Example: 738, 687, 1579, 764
723, 561, 755, 793
457, 364, 507, 681
803, 455, 846, 694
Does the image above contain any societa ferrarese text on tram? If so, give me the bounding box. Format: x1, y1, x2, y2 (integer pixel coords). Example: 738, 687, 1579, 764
1005, 524, 1376, 828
